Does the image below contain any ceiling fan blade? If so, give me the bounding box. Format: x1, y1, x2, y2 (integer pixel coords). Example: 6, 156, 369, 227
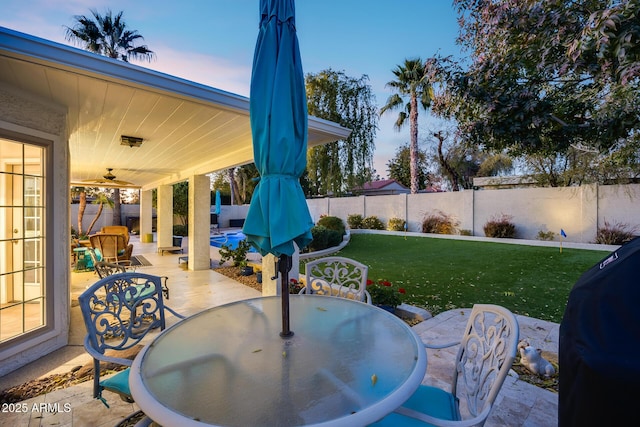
80, 168, 136, 186
81, 178, 136, 186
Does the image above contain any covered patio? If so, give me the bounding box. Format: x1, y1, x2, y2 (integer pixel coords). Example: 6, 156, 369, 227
0, 26, 349, 375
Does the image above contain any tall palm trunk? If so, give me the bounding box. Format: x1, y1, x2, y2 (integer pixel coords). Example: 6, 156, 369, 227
77, 190, 87, 236
112, 188, 121, 225
85, 202, 104, 236
409, 93, 420, 194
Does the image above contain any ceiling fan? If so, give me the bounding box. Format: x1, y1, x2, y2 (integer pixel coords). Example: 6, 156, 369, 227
83, 168, 135, 186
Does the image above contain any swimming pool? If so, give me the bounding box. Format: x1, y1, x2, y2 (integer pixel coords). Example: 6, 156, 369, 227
210, 232, 257, 252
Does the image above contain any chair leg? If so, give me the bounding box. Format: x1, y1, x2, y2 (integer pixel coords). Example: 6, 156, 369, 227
115, 410, 148, 427
161, 276, 169, 299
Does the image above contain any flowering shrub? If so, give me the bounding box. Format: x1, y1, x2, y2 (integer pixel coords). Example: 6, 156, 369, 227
387, 217, 406, 231
289, 278, 304, 294
366, 279, 405, 307
362, 216, 385, 230
347, 214, 364, 229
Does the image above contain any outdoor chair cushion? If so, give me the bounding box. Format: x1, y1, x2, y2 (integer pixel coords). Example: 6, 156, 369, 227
370, 385, 459, 426
101, 369, 132, 402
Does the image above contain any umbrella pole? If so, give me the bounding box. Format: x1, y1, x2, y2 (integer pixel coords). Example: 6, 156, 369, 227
279, 254, 294, 337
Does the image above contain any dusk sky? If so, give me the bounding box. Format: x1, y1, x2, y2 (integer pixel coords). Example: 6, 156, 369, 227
1, 0, 464, 178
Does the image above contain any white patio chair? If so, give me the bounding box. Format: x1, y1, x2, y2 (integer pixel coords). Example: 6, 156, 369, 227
299, 256, 371, 304
369, 304, 519, 427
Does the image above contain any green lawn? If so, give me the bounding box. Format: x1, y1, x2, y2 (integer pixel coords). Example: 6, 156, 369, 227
331, 233, 610, 323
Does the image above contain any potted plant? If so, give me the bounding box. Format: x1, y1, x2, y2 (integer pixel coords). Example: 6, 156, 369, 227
366, 279, 406, 313
238, 259, 254, 276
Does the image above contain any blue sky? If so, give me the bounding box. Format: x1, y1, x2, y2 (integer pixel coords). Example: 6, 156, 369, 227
1, 0, 463, 178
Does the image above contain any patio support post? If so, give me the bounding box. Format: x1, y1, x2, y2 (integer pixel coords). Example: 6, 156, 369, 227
261, 247, 300, 297
188, 174, 211, 270
139, 190, 153, 240
157, 185, 173, 249
262, 253, 280, 296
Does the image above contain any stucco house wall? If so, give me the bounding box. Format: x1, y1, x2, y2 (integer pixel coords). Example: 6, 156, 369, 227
0, 84, 70, 376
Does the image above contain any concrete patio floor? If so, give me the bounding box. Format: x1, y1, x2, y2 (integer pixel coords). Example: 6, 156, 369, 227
0, 234, 558, 426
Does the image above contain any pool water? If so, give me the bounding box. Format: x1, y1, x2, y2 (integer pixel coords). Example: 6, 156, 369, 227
210, 232, 257, 252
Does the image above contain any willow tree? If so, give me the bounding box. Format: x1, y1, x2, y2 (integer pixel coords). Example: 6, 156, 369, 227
305, 69, 378, 196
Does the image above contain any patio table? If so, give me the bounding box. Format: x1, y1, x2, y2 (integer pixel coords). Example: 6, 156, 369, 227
129, 295, 427, 426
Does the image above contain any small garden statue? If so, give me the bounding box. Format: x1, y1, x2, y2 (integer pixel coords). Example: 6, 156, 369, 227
518, 340, 556, 378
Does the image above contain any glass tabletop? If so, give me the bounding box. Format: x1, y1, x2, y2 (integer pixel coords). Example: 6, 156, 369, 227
130, 295, 427, 427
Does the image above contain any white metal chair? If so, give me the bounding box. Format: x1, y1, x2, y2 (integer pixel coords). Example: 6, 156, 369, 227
299, 256, 371, 304
370, 304, 519, 427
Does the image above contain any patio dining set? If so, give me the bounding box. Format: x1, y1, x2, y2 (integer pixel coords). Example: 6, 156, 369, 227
77, 254, 521, 427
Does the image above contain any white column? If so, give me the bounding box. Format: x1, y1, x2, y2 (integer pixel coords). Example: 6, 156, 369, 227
261, 246, 300, 297
157, 185, 173, 248
188, 175, 211, 270
139, 190, 153, 241
262, 254, 279, 296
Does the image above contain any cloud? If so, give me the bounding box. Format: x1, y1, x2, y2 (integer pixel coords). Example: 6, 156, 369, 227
149, 44, 251, 97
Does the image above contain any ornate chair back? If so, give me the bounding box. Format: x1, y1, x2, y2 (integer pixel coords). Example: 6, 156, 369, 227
300, 256, 371, 304
78, 272, 183, 404
450, 304, 519, 421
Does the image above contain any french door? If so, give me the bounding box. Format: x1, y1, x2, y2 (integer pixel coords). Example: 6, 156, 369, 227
0, 139, 46, 342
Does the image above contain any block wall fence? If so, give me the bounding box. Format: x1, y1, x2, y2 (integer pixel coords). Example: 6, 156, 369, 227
307, 183, 640, 244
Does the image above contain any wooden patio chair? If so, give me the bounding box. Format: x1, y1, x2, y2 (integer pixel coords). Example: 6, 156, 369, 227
89, 233, 133, 265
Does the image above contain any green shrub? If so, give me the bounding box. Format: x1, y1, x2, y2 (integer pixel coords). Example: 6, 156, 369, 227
459, 229, 473, 236
347, 214, 364, 229
173, 224, 188, 236
310, 225, 329, 251
596, 220, 637, 245
387, 217, 406, 231
218, 240, 251, 267
309, 225, 343, 251
327, 229, 343, 247
483, 214, 516, 238
537, 230, 556, 241
317, 215, 346, 236
361, 216, 385, 230
422, 211, 458, 234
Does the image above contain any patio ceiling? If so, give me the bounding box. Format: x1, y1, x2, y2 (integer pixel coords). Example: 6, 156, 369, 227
0, 27, 351, 191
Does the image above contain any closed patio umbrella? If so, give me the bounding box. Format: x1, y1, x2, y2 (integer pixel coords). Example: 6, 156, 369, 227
243, 0, 313, 337
214, 189, 221, 215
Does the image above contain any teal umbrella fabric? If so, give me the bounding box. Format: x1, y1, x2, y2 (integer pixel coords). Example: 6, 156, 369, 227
243, 0, 313, 258
214, 189, 221, 215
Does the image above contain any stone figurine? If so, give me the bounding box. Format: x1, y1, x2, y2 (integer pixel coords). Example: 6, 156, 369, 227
518, 339, 556, 377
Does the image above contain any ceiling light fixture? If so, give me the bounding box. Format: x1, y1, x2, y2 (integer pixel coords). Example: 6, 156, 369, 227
120, 135, 144, 148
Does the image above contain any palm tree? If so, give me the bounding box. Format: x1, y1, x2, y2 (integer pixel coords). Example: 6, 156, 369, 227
71, 186, 88, 236
65, 9, 152, 229
64, 9, 155, 63
85, 192, 115, 236
380, 58, 433, 194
